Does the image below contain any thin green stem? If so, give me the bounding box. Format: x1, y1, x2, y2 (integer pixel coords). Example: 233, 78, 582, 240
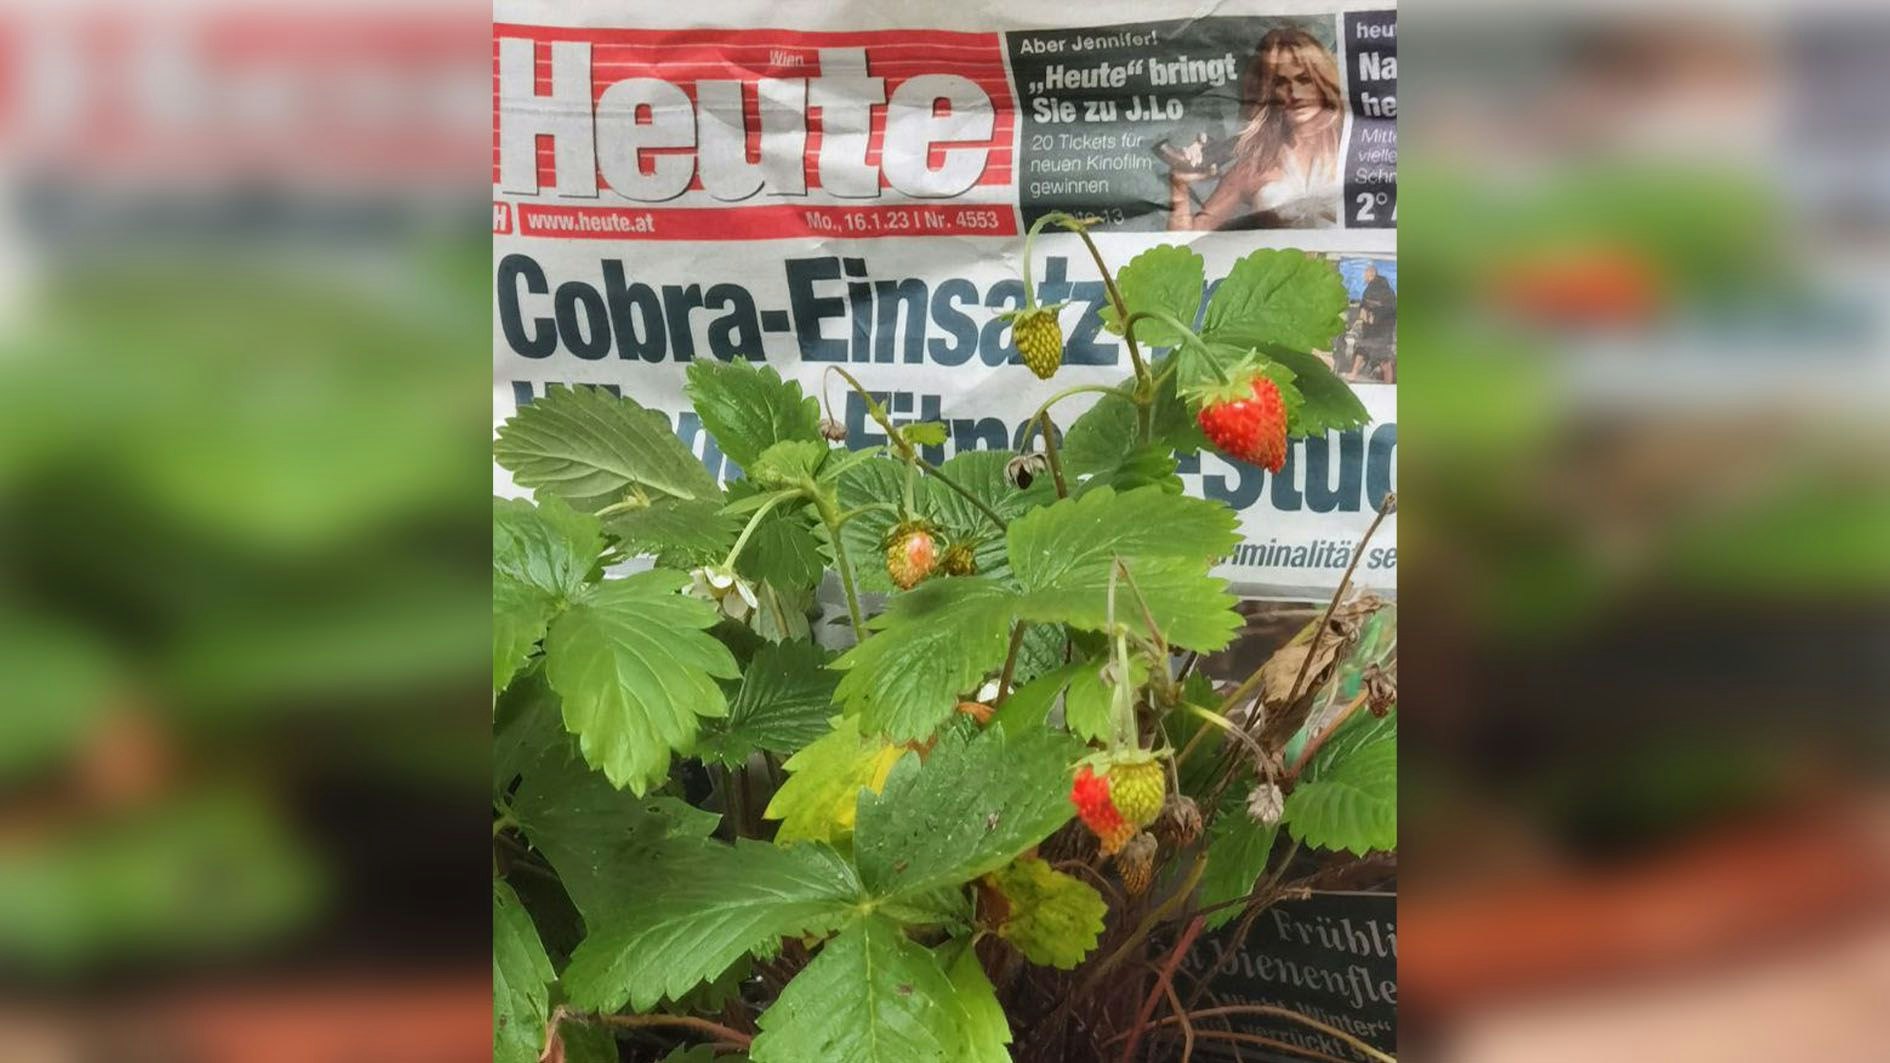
1183, 702, 1270, 766
1018, 212, 1063, 308
1033, 382, 1126, 422
825, 366, 909, 458
592, 495, 648, 520
1036, 410, 1068, 497
915, 456, 1007, 534
992, 622, 1028, 710
836, 500, 900, 525
1057, 218, 1149, 389
720, 491, 789, 569
814, 494, 867, 642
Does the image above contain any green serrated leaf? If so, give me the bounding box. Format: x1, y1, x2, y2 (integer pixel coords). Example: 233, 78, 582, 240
854, 726, 1082, 900
494, 579, 558, 696
559, 1022, 621, 1063
945, 939, 1013, 1063
747, 580, 814, 643
987, 856, 1106, 969
562, 839, 861, 1013
494, 496, 604, 599
698, 640, 839, 766
1198, 787, 1280, 931
494, 881, 554, 1063
1009, 486, 1236, 593
900, 421, 949, 447
1017, 555, 1241, 651
1256, 344, 1372, 436
685, 358, 822, 470
1202, 249, 1349, 354
544, 569, 739, 794
1098, 244, 1206, 347
749, 915, 975, 1063
928, 449, 1054, 578
834, 457, 911, 594
735, 508, 827, 591
1284, 711, 1396, 855
608, 497, 738, 569
1060, 371, 1204, 479
747, 439, 829, 489
989, 661, 1085, 737
493, 496, 603, 692
510, 710, 718, 927
1011, 622, 1070, 687
1075, 444, 1182, 497
1006, 488, 1242, 651
495, 385, 718, 510
815, 443, 885, 485
764, 715, 903, 844
1062, 656, 1147, 742
831, 578, 1019, 741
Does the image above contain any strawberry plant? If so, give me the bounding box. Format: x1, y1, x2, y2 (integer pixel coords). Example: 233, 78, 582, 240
493, 213, 1397, 1063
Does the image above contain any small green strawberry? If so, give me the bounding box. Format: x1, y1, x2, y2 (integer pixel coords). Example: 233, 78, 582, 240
1107, 752, 1166, 829
940, 540, 978, 577
1011, 306, 1064, 379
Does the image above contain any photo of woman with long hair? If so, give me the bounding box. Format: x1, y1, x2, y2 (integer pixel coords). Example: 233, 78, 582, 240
1167, 26, 1345, 230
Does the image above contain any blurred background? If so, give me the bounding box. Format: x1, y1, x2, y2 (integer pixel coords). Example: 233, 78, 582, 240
0, 1, 493, 1060
1398, 2, 1890, 1060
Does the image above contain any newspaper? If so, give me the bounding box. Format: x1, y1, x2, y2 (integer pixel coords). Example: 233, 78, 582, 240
492, 0, 1396, 599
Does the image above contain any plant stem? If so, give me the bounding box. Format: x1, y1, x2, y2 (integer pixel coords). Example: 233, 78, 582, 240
1037, 410, 1069, 497
1032, 382, 1129, 422
1057, 217, 1149, 390
825, 365, 910, 458
1079, 851, 1208, 994
813, 494, 867, 642
720, 491, 789, 569
1285, 690, 1371, 784
1128, 1006, 1396, 1063
1182, 702, 1270, 766
915, 456, 1007, 533
992, 622, 1028, 709
1017, 212, 1062, 308
593, 495, 648, 520
1148, 1028, 1354, 1063
588, 1012, 755, 1050
1117, 914, 1207, 1063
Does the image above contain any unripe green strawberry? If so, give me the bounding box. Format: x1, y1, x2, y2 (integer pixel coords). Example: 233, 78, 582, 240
1197, 374, 1289, 473
884, 520, 938, 590
1013, 307, 1063, 379
940, 540, 978, 576
1107, 754, 1165, 829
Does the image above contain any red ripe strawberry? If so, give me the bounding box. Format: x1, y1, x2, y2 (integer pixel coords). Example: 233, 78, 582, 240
1197, 375, 1288, 472
884, 521, 938, 590
1070, 764, 1124, 834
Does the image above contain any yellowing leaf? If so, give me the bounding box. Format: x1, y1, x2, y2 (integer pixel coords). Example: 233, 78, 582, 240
764, 716, 904, 844
986, 856, 1106, 969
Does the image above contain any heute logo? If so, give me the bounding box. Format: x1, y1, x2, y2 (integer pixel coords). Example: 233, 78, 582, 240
495, 32, 1004, 203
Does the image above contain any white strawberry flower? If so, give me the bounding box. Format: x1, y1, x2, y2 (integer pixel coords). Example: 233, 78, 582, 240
687, 564, 759, 623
